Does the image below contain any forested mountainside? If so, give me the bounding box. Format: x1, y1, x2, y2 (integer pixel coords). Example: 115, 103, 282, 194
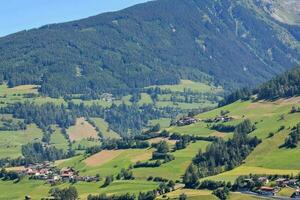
220, 66, 300, 105
0, 0, 300, 97
257, 66, 300, 99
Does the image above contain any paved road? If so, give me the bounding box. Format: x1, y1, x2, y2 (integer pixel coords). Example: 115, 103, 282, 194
238, 191, 298, 200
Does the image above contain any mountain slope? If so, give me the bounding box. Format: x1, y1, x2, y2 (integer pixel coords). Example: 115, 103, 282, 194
258, 0, 300, 25
0, 0, 300, 97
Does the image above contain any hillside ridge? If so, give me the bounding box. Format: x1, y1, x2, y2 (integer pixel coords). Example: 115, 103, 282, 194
0, 0, 300, 97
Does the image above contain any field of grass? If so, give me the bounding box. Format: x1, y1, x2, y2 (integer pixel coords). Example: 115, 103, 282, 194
72, 138, 100, 152
3, 82, 300, 198
0, 84, 38, 96
138, 93, 153, 105
59, 148, 154, 177
0, 178, 158, 200
0, 124, 43, 159
114, 95, 132, 105
148, 80, 223, 93
278, 187, 295, 197
50, 126, 69, 152
156, 101, 216, 110
71, 99, 112, 108
58, 141, 209, 181
167, 121, 214, 136
133, 141, 210, 181
67, 117, 99, 142
91, 118, 120, 139
0, 84, 67, 106
149, 118, 171, 129
157, 189, 217, 200
153, 97, 296, 183
203, 166, 300, 183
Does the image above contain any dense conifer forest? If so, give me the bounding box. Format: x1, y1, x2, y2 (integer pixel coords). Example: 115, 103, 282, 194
0, 0, 300, 97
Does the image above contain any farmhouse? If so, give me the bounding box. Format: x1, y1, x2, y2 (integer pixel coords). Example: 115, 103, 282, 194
60, 167, 76, 180
174, 117, 198, 126
259, 186, 278, 196
275, 178, 289, 187
288, 179, 299, 186
258, 177, 269, 184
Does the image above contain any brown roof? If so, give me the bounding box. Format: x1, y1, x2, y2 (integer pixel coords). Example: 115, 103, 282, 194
260, 186, 275, 191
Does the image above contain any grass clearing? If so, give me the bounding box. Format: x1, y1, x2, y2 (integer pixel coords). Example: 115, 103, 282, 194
167, 121, 214, 137
0, 178, 158, 200
50, 126, 69, 152
67, 117, 99, 142
91, 118, 120, 139
157, 189, 217, 200
133, 141, 210, 181
0, 84, 38, 96
203, 166, 300, 182
0, 124, 43, 159
84, 150, 125, 167
138, 93, 153, 105
149, 118, 171, 129
147, 137, 177, 145
59, 149, 154, 177
278, 187, 295, 197
148, 80, 223, 93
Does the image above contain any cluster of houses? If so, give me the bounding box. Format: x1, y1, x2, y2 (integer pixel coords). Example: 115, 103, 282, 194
172, 117, 198, 126
243, 176, 300, 198
170, 115, 234, 127
16, 162, 99, 185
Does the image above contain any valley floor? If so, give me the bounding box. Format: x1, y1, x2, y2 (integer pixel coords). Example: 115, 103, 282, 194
1, 84, 300, 199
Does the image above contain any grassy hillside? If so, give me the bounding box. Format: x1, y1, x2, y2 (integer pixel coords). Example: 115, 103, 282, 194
2, 84, 300, 199
191, 97, 300, 182
0, 178, 158, 200
90, 118, 121, 139
50, 126, 69, 153
133, 141, 210, 181
0, 124, 43, 159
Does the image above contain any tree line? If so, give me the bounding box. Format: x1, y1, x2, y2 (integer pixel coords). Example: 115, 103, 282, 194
219, 66, 300, 106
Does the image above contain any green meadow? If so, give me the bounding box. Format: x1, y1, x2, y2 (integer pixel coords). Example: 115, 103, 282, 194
0, 178, 158, 200
195, 97, 300, 182
58, 149, 154, 177
91, 118, 121, 139
148, 80, 223, 94
2, 81, 300, 199
0, 124, 43, 159
133, 141, 210, 181
50, 126, 69, 153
